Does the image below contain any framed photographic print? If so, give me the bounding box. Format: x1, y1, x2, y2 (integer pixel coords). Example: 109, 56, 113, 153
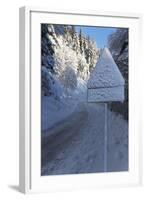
19, 7, 142, 193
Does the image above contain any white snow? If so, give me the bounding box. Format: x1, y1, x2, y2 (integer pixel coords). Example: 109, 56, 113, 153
41, 26, 128, 175
41, 96, 77, 132
41, 45, 128, 175
41, 77, 87, 132
87, 48, 125, 102
41, 103, 128, 175
88, 86, 124, 102
88, 47, 125, 88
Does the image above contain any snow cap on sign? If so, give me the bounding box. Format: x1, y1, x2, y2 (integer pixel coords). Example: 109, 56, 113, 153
88, 47, 125, 89
87, 47, 125, 102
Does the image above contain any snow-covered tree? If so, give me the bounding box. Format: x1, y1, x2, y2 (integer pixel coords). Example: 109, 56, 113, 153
63, 67, 77, 92
41, 66, 62, 99
41, 24, 99, 98
108, 28, 128, 120
88, 39, 99, 71
53, 36, 78, 78
79, 29, 84, 54
41, 24, 55, 73
77, 53, 89, 80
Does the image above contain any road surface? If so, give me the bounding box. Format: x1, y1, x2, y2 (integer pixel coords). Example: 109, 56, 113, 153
41, 103, 128, 175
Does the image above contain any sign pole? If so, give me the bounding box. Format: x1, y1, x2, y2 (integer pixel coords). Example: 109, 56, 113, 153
104, 103, 108, 172
87, 48, 125, 173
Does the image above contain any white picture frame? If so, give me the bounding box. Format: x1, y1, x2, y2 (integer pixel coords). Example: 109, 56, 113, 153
19, 6, 142, 194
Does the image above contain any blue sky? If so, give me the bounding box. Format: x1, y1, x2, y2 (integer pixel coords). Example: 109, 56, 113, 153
76, 26, 116, 48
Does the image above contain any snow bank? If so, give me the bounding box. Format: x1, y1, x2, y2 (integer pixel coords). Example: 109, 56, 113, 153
41, 77, 87, 132
41, 96, 77, 132
41, 103, 128, 175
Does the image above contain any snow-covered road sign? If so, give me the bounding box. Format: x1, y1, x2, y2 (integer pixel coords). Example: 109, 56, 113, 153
87, 47, 125, 172
87, 47, 125, 102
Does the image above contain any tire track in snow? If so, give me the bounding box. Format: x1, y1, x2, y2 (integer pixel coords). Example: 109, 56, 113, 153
41, 103, 128, 175
41, 103, 88, 174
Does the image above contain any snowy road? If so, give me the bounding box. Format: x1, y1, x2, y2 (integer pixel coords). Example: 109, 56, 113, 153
41, 103, 128, 175
41, 103, 89, 173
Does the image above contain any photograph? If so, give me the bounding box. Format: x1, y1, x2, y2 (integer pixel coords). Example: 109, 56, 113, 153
41, 23, 129, 176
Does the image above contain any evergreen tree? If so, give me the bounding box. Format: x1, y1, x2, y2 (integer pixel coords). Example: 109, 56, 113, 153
70, 26, 76, 40
79, 28, 83, 54
108, 28, 128, 120
41, 24, 99, 97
